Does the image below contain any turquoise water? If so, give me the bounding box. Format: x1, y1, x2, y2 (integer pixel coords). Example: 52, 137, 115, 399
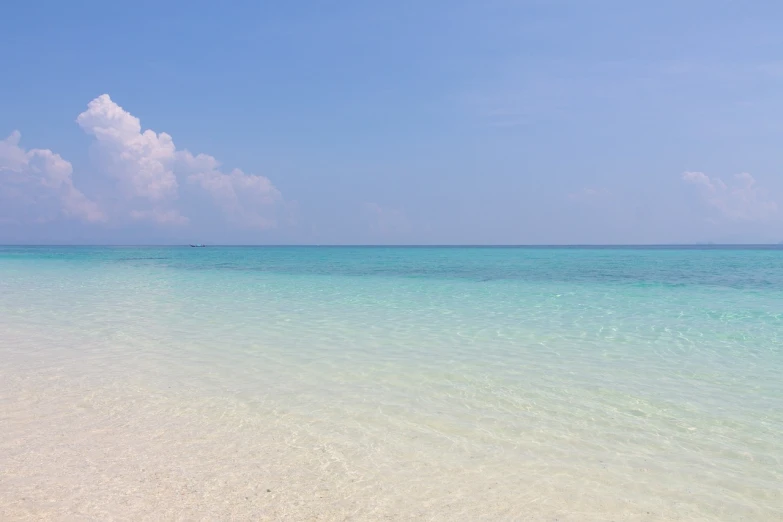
1, 246, 782, 519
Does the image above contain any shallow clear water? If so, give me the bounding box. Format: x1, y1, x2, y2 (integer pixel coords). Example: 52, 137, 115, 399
1, 246, 781, 520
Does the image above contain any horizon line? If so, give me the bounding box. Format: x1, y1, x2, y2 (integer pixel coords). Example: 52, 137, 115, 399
2, 243, 782, 248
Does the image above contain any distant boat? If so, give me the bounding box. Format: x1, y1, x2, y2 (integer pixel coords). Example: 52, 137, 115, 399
190, 244, 206, 248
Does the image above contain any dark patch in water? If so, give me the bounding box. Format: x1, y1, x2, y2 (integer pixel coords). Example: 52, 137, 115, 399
116, 257, 171, 261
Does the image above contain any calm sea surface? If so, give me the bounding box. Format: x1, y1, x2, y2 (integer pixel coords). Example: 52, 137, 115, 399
1, 246, 781, 519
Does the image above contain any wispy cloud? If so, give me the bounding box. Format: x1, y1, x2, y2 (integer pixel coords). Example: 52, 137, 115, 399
682, 171, 778, 222
567, 187, 610, 202
464, 59, 783, 130
129, 208, 189, 226
361, 202, 409, 236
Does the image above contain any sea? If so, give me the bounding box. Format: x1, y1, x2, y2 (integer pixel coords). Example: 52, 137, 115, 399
0, 246, 781, 520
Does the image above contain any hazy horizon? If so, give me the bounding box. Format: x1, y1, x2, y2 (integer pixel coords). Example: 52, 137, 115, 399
3, 242, 783, 248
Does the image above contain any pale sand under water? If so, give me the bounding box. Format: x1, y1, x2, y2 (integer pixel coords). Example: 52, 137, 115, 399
1, 362, 772, 521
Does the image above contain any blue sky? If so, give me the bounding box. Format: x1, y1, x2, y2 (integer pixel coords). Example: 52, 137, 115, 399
1, 0, 782, 244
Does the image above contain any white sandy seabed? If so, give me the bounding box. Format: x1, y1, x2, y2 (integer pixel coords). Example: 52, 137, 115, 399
1, 317, 781, 522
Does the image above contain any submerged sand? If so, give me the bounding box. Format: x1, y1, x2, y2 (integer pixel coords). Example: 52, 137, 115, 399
3, 364, 773, 521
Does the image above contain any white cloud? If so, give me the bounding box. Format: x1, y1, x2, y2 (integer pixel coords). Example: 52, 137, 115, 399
2, 95, 283, 229
0, 131, 105, 223
682, 171, 778, 221
76, 94, 282, 229
183, 154, 282, 229
0, 131, 28, 170
77, 94, 178, 201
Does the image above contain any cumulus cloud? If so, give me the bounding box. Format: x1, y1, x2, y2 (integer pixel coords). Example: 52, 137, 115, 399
77, 94, 178, 201
0, 131, 105, 223
76, 94, 282, 228
0, 131, 28, 170
682, 171, 778, 221
182, 153, 282, 229
567, 187, 610, 202
2, 95, 283, 230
